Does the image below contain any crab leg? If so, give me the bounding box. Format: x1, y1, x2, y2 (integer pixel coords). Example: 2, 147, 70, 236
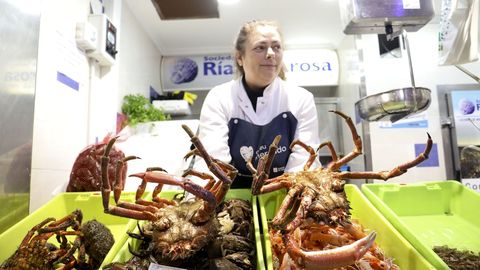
290, 139, 317, 171
270, 185, 302, 230
56, 236, 81, 265
342, 222, 382, 255
114, 156, 141, 203
101, 137, 117, 210
317, 141, 338, 163
19, 217, 55, 247
184, 149, 238, 180
130, 171, 217, 223
99, 137, 160, 220
183, 169, 216, 191
183, 125, 234, 185
327, 110, 362, 171
256, 178, 291, 194
285, 231, 377, 270
38, 209, 82, 233
340, 133, 432, 181
284, 186, 316, 232
249, 135, 281, 195
182, 124, 237, 203
134, 167, 173, 207
306, 230, 352, 247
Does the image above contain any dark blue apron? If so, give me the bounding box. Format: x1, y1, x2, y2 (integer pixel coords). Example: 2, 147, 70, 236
228, 112, 297, 188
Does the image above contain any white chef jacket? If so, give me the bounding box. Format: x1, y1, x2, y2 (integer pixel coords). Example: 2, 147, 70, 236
191, 76, 321, 186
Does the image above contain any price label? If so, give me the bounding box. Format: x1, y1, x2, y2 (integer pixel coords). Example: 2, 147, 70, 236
148, 263, 186, 270
462, 178, 480, 192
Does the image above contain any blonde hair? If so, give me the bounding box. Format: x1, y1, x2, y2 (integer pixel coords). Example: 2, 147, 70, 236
233, 20, 286, 80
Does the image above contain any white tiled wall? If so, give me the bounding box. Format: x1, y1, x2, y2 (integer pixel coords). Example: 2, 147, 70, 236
360, 23, 480, 183
118, 4, 162, 111
30, 0, 161, 212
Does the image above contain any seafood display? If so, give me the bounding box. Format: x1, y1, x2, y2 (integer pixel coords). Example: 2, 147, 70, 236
268, 220, 398, 270
248, 110, 432, 269
433, 245, 480, 270
206, 198, 256, 269
460, 145, 480, 178
0, 209, 114, 270
67, 134, 133, 192
99, 125, 255, 269
105, 197, 256, 270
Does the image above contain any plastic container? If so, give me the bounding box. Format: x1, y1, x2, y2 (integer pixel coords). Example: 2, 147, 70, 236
362, 180, 480, 269
0, 192, 138, 268
258, 184, 434, 270
0, 193, 29, 235
108, 189, 266, 270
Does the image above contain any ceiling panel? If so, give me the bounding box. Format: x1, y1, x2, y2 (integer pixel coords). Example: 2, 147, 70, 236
151, 0, 219, 20
125, 0, 444, 56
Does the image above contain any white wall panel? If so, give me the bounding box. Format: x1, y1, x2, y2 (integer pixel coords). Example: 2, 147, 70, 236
30, 0, 160, 212
361, 23, 480, 183
118, 2, 162, 109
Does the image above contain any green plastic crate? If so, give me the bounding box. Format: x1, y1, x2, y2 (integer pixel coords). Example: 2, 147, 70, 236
259, 184, 434, 270
108, 189, 265, 270
362, 180, 480, 270
0, 193, 29, 235
0, 191, 138, 268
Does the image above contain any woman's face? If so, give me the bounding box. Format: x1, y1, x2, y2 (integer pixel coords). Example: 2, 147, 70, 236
236, 25, 283, 90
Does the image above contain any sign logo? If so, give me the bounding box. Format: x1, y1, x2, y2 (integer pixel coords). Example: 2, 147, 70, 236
169, 58, 198, 84
458, 98, 476, 115
283, 49, 339, 86
203, 55, 234, 76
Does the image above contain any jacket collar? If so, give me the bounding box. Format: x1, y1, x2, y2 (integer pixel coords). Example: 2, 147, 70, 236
235, 76, 281, 120
236, 76, 280, 102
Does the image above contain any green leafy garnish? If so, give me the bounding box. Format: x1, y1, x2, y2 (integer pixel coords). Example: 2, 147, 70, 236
121, 94, 170, 126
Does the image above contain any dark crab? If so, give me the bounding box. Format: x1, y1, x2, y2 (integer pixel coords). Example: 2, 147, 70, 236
0, 209, 114, 270
99, 125, 241, 267
105, 198, 256, 270
207, 198, 256, 269
104, 199, 256, 270
249, 110, 432, 269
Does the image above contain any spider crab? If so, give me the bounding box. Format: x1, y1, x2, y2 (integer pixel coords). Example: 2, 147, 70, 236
67, 134, 131, 192
248, 110, 432, 269
99, 124, 238, 266
1, 209, 114, 270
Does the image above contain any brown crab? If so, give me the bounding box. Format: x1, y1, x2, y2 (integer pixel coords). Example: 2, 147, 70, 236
99, 125, 238, 267
67, 134, 134, 192
0, 209, 114, 270
248, 110, 432, 269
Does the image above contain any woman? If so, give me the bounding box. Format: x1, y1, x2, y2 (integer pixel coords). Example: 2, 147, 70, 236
195, 20, 320, 188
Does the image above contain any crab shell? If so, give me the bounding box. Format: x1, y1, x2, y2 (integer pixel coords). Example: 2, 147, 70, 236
146, 200, 220, 263
67, 140, 126, 192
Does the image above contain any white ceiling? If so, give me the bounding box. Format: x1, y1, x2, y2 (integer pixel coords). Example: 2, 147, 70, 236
125, 0, 450, 56
124, 0, 347, 56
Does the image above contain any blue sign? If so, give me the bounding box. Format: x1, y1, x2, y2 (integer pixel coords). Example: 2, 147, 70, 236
415, 143, 439, 167
161, 54, 234, 91
451, 90, 480, 146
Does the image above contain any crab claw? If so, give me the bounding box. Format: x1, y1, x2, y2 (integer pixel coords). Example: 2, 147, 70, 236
250, 135, 281, 195
285, 231, 376, 269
